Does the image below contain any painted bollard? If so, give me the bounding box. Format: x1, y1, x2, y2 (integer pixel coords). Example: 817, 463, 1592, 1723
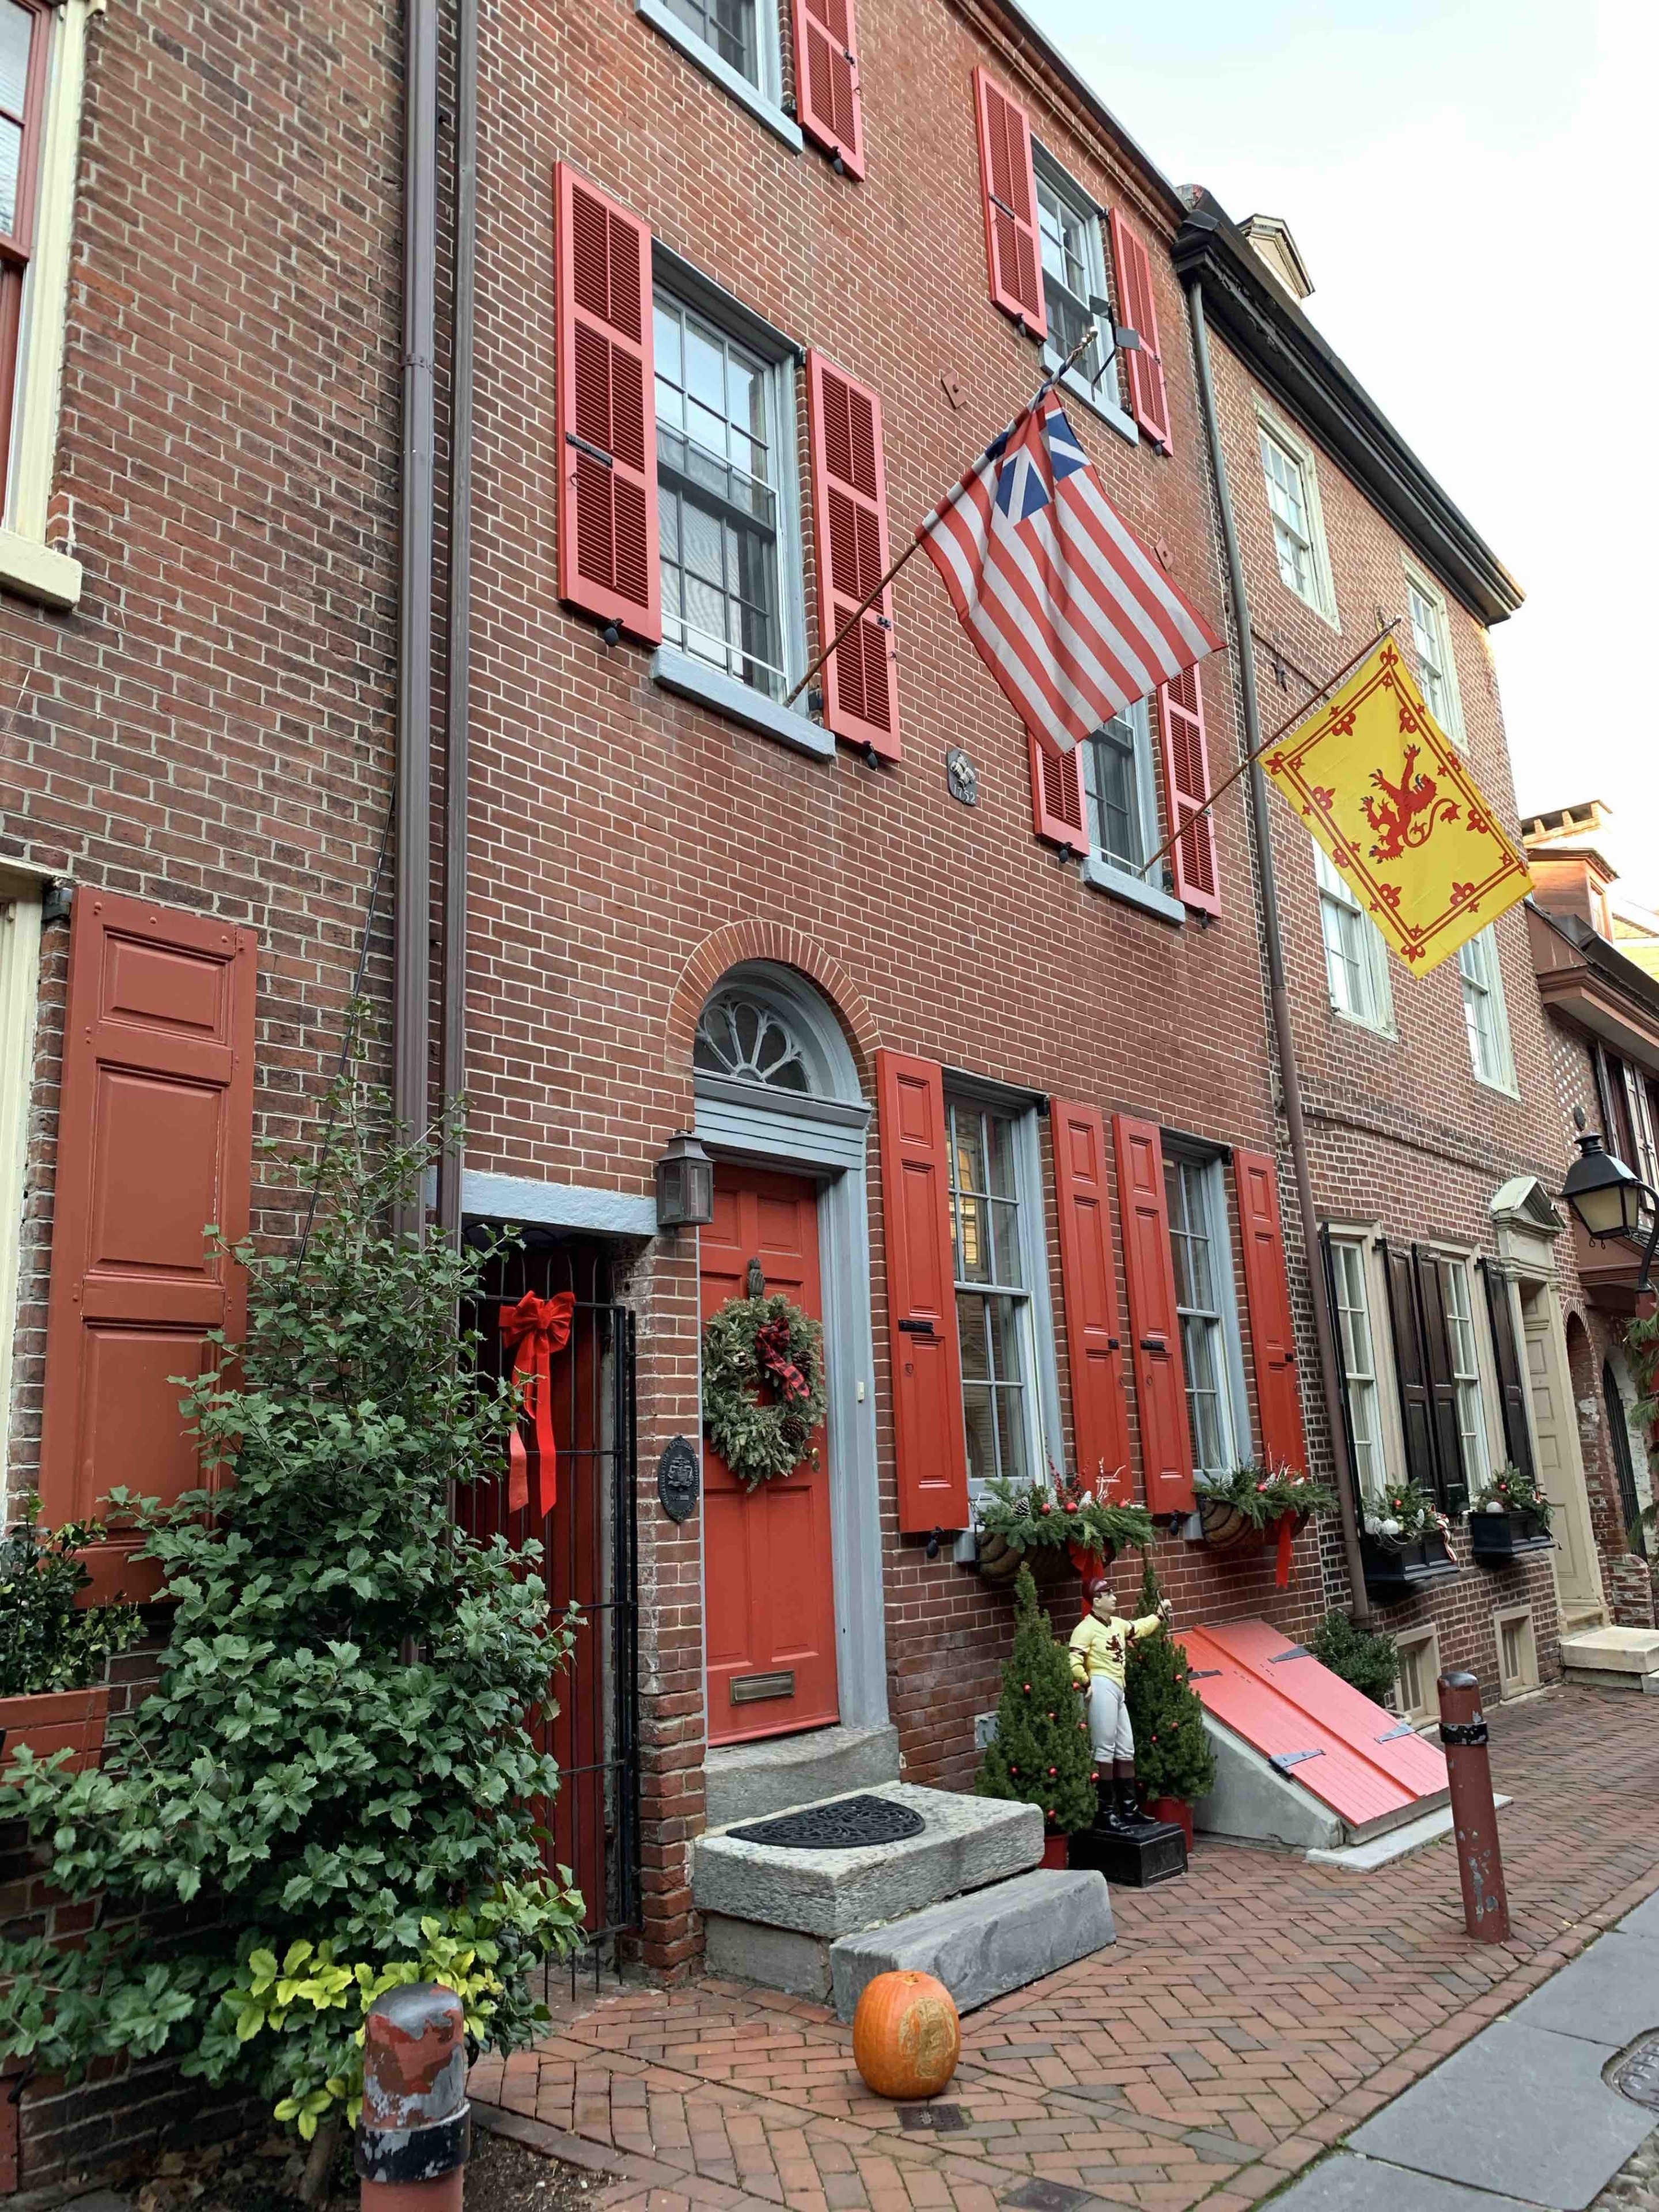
357, 1982, 470, 2210
1437, 1669, 1510, 1943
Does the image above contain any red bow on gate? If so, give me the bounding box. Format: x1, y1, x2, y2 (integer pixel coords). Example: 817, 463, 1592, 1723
499, 1291, 575, 1522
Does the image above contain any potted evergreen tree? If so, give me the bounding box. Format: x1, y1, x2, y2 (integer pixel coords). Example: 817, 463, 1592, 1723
0, 1502, 138, 1775
1122, 1556, 1215, 1844
975, 1563, 1097, 1863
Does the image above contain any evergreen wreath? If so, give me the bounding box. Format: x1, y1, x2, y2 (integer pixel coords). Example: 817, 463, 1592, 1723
702, 1292, 828, 1490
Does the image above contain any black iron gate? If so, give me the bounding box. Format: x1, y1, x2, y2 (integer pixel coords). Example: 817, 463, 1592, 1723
461, 1234, 640, 1950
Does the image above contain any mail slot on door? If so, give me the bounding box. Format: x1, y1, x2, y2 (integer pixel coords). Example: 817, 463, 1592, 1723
730, 1671, 796, 1705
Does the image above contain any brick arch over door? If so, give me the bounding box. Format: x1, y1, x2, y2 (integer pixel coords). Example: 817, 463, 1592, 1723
665, 923, 881, 1086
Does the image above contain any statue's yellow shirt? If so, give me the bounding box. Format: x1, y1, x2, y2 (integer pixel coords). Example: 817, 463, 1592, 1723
1067, 1612, 1162, 1688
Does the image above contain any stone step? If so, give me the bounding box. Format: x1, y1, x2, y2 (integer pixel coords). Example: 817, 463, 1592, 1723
1561, 1627, 1659, 1692
829, 1869, 1115, 2021
704, 1723, 900, 1830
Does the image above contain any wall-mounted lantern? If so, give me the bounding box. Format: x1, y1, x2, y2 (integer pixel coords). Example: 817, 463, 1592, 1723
654, 1131, 714, 1230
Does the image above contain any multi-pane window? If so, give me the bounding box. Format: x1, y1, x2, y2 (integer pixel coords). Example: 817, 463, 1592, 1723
1457, 926, 1514, 1089
1314, 842, 1392, 1029
1259, 426, 1323, 607
1, 0, 48, 514
1407, 577, 1460, 740
1330, 1239, 1387, 1502
654, 289, 791, 700
1034, 158, 1114, 406
1443, 1260, 1490, 1490
1081, 699, 1154, 869
661, 0, 760, 86
1165, 1156, 1238, 1478
948, 1097, 1040, 1488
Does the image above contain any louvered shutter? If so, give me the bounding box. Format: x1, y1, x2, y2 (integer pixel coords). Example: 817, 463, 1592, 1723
793, 0, 865, 177
876, 1051, 969, 1532
40, 892, 256, 1601
1382, 1241, 1437, 1497
1111, 1114, 1193, 1513
1234, 1150, 1306, 1474
807, 351, 900, 759
1107, 207, 1171, 449
1414, 1248, 1468, 1510
1052, 1101, 1132, 1499
1479, 1257, 1535, 1480
972, 67, 1046, 339
554, 162, 660, 643
1158, 666, 1220, 915
1028, 732, 1087, 851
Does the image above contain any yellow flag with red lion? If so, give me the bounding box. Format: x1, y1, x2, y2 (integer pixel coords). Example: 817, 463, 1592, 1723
1264, 637, 1531, 976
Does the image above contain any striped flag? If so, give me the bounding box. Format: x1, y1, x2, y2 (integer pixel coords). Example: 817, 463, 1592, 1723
918, 390, 1222, 755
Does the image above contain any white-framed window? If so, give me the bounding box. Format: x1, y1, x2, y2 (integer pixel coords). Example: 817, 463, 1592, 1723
660, 0, 766, 85
1032, 147, 1129, 433
0, 873, 42, 1467
1081, 698, 1157, 872
1330, 1237, 1388, 1503
1619, 1059, 1659, 1193
1257, 412, 1335, 624
653, 283, 802, 705
1393, 1625, 1441, 1724
1406, 570, 1464, 744
947, 1093, 1047, 1491
1164, 1152, 1247, 1479
1442, 1259, 1491, 1492
1314, 841, 1393, 1031
1457, 925, 1516, 1092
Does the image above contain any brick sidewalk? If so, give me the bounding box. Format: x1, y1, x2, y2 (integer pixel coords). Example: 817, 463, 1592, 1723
468, 1686, 1659, 2212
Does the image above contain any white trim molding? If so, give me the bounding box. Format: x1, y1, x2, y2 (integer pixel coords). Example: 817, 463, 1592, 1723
460, 1170, 658, 1239
0, 880, 43, 1484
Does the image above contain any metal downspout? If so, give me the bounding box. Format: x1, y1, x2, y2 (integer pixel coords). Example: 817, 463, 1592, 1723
1184, 275, 1373, 1624
439, 0, 479, 1248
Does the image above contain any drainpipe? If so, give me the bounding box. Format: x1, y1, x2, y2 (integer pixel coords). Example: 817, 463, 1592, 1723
394, 0, 440, 1218
438, 0, 479, 1249
1184, 275, 1372, 1624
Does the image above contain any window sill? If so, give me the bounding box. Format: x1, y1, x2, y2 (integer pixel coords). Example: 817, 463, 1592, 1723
635, 0, 803, 151
1330, 1002, 1397, 1042
1046, 356, 1138, 445
0, 528, 82, 611
1081, 850, 1185, 926
652, 644, 832, 759
1471, 1068, 1520, 1101
1282, 579, 1341, 634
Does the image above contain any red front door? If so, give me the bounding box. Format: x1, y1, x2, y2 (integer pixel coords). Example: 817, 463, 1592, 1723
702, 1164, 839, 1745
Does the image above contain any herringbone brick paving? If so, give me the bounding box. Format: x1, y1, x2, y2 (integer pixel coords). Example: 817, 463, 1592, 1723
469, 1686, 1659, 2212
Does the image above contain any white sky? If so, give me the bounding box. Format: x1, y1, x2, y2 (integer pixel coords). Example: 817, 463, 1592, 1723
1021, 0, 1658, 903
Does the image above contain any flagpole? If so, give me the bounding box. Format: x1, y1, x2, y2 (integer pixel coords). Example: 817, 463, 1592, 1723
780, 329, 1100, 715
1131, 618, 1398, 889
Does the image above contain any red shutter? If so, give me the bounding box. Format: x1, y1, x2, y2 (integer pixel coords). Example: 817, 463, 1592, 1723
1107, 207, 1171, 450
40, 892, 256, 1601
1111, 1113, 1193, 1513
1028, 732, 1088, 852
554, 161, 660, 643
1158, 666, 1221, 915
793, 0, 865, 178
972, 67, 1046, 339
1052, 1101, 1132, 1501
1233, 1150, 1307, 1475
807, 351, 901, 759
876, 1051, 969, 1533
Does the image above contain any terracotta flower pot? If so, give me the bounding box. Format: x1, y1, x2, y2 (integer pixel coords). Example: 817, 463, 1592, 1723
1041, 1832, 1071, 1869
0, 1684, 111, 1779
1146, 1795, 1194, 1846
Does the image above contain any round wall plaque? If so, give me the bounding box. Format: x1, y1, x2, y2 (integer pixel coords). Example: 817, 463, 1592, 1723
657, 1434, 700, 1524
945, 748, 979, 806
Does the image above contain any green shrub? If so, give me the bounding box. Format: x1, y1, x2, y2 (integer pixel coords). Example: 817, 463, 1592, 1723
1308, 1608, 1399, 1704
0, 1501, 138, 1699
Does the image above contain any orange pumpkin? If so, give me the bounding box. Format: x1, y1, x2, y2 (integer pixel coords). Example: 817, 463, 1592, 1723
851, 1970, 961, 2100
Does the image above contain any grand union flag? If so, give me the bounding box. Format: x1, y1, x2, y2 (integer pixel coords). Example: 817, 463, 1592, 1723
1265, 637, 1532, 976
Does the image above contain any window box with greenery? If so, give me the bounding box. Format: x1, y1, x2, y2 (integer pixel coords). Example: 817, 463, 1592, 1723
1468, 1465, 1554, 1563
1193, 1463, 1335, 1562
1359, 1477, 1459, 1599
0, 1502, 138, 1777
973, 1475, 1154, 1589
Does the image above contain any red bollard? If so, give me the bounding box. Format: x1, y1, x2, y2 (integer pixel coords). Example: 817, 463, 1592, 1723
357, 1982, 470, 2210
1437, 1670, 1510, 1943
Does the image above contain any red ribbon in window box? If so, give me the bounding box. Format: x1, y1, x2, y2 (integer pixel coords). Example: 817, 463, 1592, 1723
1275, 1513, 1297, 1588
499, 1291, 575, 1522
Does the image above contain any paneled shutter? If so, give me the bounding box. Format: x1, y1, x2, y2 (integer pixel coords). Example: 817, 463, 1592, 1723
1157, 667, 1220, 915
1233, 1150, 1306, 1474
807, 351, 901, 759
1107, 207, 1171, 449
876, 1051, 969, 1532
1414, 1248, 1467, 1509
793, 0, 865, 178
554, 161, 660, 643
1479, 1257, 1536, 1480
1319, 1227, 1361, 1498
972, 67, 1046, 338
1052, 1101, 1132, 1499
40, 892, 256, 1601
1028, 732, 1088, 851
1382, 1241, 1437, 1497
1111, 1114, 1193, 1513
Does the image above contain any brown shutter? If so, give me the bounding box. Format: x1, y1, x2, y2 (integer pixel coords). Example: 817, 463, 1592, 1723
554, 161, 660, 643
1157, 666, 1220, 914
1233, 1150, 1307, 1474
1107, 207, 1171, 450
40, 892, 256, 1601
1382, 1240, 1460, 1503
1111, 1113, 1193, 1513
972, 67, 1046, 338
806, 350, 900, 759
1052, 1100, 1132, 1499
876, 1051, 969, 1532
1028, 732, 1088, 852
793, 0, 865, 178
1479, 1257, 1535, 1480
1414, 1249, 1467, 1509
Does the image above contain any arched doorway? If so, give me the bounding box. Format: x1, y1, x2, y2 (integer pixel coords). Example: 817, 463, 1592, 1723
1601, 1350, 1651, 1558
692, 965, 886, 1745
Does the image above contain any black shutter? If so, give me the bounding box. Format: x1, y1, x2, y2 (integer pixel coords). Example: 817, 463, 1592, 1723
1382, 1241, 1438, 1495
1414, 1248, 1468, 1512
1320, 1226, 1360, 1506
1480, 1257, 1535, 1480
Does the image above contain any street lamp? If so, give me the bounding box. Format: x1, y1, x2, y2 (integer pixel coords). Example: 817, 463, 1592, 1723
1561, 1107, 1659, 1292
